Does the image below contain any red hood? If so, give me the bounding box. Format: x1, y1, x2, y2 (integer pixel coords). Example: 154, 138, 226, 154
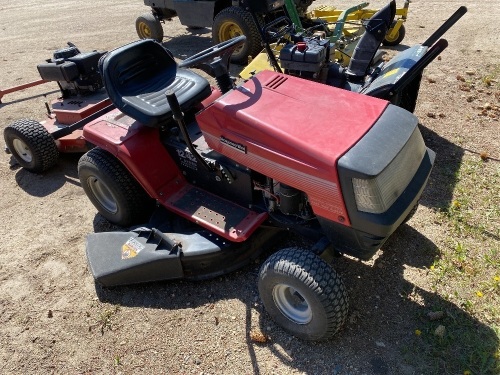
196, 70, 389, 224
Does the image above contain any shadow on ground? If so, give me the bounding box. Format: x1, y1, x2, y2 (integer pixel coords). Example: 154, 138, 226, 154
419, 124, 464, 212
11, 153, 81, 197
94, 222, 498, 374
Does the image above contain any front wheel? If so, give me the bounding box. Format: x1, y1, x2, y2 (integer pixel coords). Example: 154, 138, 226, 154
136, 12, 164, 42
383, 23, 406, 46
258, 248, 348, 341
212, 7, 262, 64
3, 119, 59, 173
78, 148, 155, 226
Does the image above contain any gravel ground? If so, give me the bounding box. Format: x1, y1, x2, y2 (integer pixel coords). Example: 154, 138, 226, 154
0, 0, 498, 374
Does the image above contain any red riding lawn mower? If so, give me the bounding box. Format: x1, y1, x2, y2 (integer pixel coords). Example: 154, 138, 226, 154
3, 1, 466, 341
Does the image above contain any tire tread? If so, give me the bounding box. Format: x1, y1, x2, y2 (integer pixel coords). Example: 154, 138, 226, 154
4, 119, 59, 173
78, 148, 154, 226
259, 248, 349, 340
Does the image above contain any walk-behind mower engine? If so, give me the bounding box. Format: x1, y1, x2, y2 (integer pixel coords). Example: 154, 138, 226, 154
279, 37, 330, 80
37, 43, 105, 97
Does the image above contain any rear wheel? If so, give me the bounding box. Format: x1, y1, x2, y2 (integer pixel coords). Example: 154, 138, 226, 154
78, 148, 155, 226
3, 119, 59, 173
136, 13, 164, 42
212, 7, 262, 64
383, 23, 406, 46
258, 248, 348, 340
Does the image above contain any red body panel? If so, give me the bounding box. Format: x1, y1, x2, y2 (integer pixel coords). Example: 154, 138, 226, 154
83, 109, 183, 199
196, 71, 389, 225
51, 97, 112, 125
40, 96, 113, 153
41, 117, 87, 153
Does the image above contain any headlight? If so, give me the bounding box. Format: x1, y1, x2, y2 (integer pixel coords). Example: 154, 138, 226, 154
352, 127, 426, 214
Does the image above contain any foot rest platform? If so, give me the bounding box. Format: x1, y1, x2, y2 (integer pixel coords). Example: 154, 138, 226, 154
163, 185, 268, 242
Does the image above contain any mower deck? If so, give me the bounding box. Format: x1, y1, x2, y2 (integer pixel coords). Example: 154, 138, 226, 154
42, 93, 111, 153
86, 217, 283, 286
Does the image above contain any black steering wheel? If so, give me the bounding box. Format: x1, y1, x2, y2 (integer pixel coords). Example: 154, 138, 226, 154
179, 35, 246, 71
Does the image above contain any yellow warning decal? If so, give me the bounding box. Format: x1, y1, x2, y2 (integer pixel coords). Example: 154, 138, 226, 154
121, 237, 145, 259
382, 68, 400, 78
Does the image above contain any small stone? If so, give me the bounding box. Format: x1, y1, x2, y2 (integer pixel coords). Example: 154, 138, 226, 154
434, 325, 446, 338
375, 341, 386, 348
427, 311, 444, 321
465, 70, 475, 75
427, 112, 436, 118
249, 329, 269, 343
47, 310, 53, 318
456, 74, 466, 82
480, 151, 489, 161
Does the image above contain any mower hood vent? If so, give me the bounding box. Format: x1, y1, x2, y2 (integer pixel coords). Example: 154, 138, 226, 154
265, 75, 288, 90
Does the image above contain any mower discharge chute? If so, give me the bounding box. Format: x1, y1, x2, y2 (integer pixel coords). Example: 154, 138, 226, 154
76, 4, 449, 339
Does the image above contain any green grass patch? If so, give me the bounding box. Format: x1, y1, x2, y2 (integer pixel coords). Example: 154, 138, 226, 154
423, 155, 500, 374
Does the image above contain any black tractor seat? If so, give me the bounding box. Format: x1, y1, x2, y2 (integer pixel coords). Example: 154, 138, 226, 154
99, 39, 211, 128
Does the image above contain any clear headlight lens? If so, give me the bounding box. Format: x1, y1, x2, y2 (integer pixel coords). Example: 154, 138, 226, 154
352, 127, 426, 214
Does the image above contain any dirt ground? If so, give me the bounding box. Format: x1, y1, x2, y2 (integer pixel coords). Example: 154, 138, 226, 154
0, 0, 498, 374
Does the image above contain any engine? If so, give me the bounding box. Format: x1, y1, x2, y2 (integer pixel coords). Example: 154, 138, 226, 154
36, 43, 106, 97
256, 179, 314, 224
279, 36, 330, 81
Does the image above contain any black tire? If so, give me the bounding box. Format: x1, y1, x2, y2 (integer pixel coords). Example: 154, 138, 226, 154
212, 7, 262, 64
78, 148, 155, 226
258, 248, 349, 341
383, 23, 406, 46
136, 12, 164, 42
3, 119, 59, 173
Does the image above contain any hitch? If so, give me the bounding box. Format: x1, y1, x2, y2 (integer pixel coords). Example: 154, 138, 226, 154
0, 79, 48, 103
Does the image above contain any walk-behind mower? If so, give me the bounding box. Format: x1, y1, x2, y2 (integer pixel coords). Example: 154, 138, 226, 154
241, 2, 467, 115
3, 44, 113, 173
76, 3, 449, 342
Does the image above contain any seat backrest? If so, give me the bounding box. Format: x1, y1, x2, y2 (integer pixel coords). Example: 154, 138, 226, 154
99, 39, 212, 127
99, 39, 177, 111
345, 0, 396, 80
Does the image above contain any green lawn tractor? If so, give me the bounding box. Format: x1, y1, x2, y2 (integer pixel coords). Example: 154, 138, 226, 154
135, 0, 409, 64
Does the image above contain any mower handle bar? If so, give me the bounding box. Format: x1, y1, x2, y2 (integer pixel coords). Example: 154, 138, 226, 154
422, 6, 467, 47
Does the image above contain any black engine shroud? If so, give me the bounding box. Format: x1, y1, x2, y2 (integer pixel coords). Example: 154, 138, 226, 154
37, 44, 106, 97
